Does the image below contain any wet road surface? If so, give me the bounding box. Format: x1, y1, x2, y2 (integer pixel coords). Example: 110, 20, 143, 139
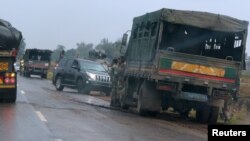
0, 75, 207, 141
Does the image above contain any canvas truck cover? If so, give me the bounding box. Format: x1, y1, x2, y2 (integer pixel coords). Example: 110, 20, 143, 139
128, 8, 249, 68
133, 8, 248, 33
0, 19, 22, 50
24, 49, 52, 61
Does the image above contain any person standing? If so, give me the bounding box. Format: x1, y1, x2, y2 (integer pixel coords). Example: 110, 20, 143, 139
110, 58, 119, 107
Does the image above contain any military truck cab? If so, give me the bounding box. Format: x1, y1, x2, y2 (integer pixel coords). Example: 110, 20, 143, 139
115, 8, 248, 124
21, 49, 52, 78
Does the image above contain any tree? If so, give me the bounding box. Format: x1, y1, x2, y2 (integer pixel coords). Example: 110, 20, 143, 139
95, 38, 126, 59
51, 45, 66, 62
76, 42, 93, 58
65, 48, 77, 58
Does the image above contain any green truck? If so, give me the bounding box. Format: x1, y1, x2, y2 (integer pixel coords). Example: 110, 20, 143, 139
113, 8, 249, 124
0, 19, 22, 102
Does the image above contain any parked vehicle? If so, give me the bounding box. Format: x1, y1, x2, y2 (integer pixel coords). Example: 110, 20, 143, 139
0, 19, 22, 102
53, 58, 111, 95
113, 8, 249, 124
21, 49, 52, 78
14, 62, 20, 72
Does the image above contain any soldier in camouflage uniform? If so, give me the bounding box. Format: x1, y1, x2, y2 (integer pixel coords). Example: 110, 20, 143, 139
117, 56, 126, 89
110, 58, 119, 107
110, 56, 126, 107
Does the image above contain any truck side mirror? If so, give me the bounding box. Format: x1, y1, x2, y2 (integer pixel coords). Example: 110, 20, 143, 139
121, 33, 128, 46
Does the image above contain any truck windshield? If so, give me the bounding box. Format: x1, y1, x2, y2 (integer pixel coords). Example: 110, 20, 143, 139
159, 22, 245, 61
79, 60, 106, 72
28, 51, 51, 61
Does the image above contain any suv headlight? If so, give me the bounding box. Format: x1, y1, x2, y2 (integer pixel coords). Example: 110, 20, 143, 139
86, 72, 96, 80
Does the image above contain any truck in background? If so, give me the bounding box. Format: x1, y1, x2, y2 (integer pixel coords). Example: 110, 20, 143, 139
113, 8, 248, 124
0, 19, 22, 102
20, 49, 52, 78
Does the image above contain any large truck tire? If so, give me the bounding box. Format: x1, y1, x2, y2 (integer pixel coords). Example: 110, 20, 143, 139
119, 79, 133, 110
24, 70, 30, 77
208, 106, 219, 124
137, 81, 161, 117
196, 105, 210, 123
41, 74, 47, 79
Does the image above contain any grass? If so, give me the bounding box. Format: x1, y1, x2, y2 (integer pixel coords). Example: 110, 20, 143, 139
226, 101, 248, 124
226, 71, 250, 124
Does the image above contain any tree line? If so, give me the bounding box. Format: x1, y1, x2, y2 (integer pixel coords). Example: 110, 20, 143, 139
50, 38, 126, 62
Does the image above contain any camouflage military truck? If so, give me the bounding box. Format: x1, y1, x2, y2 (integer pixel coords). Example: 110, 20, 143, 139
114, 8, 249, 124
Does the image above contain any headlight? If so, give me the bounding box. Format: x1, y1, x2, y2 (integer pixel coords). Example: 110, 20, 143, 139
86, 72, 96, 80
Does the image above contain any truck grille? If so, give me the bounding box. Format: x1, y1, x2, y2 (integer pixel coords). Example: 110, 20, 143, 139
95, 75, 110, 82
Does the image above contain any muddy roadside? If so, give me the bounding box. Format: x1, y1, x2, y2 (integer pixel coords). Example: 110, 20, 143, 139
230, 71, 250, 124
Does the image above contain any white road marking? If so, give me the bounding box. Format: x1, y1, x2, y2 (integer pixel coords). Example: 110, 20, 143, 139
35, 111, 47, 122
20, 90, 25, 95
55, 139, 62, 141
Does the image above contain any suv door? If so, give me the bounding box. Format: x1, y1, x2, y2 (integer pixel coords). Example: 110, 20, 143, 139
65, 60, 80, 85
62, 59, 73, 85
54, 58, 68, 84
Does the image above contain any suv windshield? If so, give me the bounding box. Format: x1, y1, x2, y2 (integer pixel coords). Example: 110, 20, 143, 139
79, 60, 106, 72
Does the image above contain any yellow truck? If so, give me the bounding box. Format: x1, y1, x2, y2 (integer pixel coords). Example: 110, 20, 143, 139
0, 19, 22, 102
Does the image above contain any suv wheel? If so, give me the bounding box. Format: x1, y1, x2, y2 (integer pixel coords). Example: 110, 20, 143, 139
55, 76, 64, 91
77, 79, 89, 94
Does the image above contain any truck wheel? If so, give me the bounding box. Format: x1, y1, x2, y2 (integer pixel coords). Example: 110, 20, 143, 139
196, 106, 210, 123
208, 106, 219, 124
104, 90, 111, 96
55, 76, 64, 91
24, 71, 30, 77
23, 71, 27, 77
119, 80, 131, 109
41, 74, 47, 79
77, 79, 89, 94
137, 81, 161, 117
137, 91, 147, 116
120, 93, 129, 110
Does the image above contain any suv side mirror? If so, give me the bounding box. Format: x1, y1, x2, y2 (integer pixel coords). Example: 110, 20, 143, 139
72, 65, 79, 71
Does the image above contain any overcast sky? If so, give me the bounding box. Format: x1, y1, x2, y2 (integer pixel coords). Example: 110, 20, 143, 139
1, 0, 250, 54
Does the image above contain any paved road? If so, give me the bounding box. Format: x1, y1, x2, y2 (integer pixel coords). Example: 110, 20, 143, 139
0, 75, 207, 141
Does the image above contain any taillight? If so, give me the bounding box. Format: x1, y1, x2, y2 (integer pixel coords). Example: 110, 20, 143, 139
4, 72, 16, 84
4, 78, 10, 84
10, 78, 15, 84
